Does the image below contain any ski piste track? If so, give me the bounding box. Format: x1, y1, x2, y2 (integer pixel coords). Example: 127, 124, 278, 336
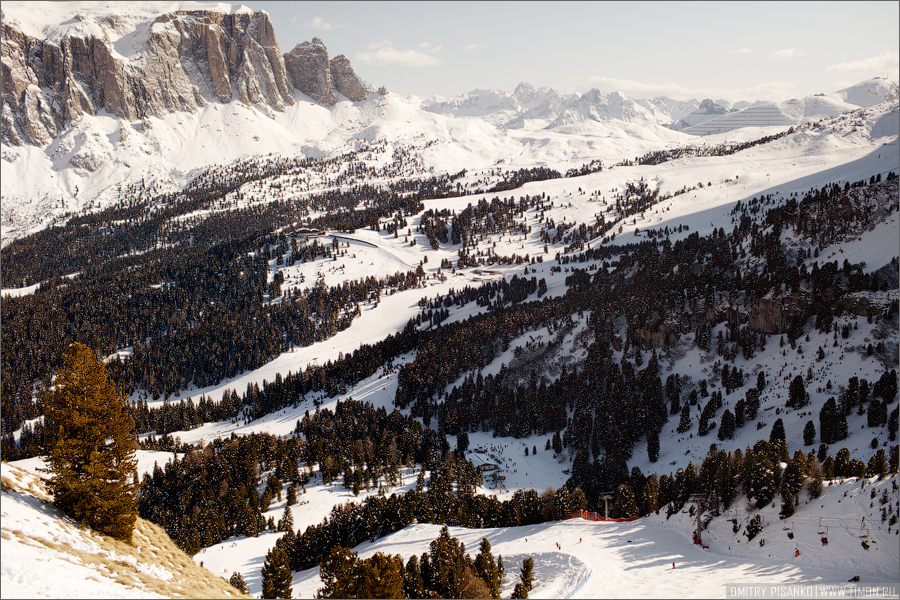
329, 233, 379, 248
564, 561, 592, 599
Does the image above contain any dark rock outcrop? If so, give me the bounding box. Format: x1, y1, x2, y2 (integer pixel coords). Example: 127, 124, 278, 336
748, 295, 810, 335
284, 37, 336, 106
329, 54, 367, 102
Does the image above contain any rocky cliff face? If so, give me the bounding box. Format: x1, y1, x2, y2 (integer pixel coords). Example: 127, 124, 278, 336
329, 54, 367, 102
284, 39, 368, 106
1, 6, 365, 146
284, 37, 335, 106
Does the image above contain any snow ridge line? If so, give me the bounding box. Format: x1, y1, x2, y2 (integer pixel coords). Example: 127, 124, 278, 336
565, 566, 592, 599
330, 235, 379, 248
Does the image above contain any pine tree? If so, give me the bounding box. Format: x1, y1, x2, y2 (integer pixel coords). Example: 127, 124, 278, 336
820, 397, 838, 444
867, 398, 887, 428
403, 554, 426, 600
278, 505, 294, 532
614, 483, 639, 518
745, 446, 776, 509
889, 407, 899, 442
803, 421, 816, 446
782, 452, 805, 502
261, 545, 293, 599
317, 546, 358, 599
474, 537, 503, 599
40, 342, 138, 542
769, 418, 786, 444
779, 491, 795, 519
354, 552, 405, 599
834, 447, 851, 477
806, 459, 824, 499
718, 409, 735, 441
511, 557, 535, 599
286, 483, 297, 506
229, 572, 249, 594
677, 402, 692, 433
642, 474, 660, 514
786, 375, 807, 408
647, 429, 660, 462
423, 525, 469, 599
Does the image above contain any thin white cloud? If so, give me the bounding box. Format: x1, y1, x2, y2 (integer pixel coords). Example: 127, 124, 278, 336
356, 42, 441, 67
827, 52, 899, 74
730, 48, 752, 54
418, 42, 443, 53
770, 48, 803, 60
464, 43, 484, 51
576, 76, 796, 102
297, 16, 342, 30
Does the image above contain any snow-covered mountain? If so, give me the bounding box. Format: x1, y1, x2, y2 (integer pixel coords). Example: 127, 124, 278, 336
421, 84, 684, 130
1, 67, 699, 243
420, 81, 566, 128
548, 89, 659, 127
681, 79, 899, 135
2, 2, 896, 242
422, 79, 900, 136
0, 1, 367, 147
634, 95, 702, 125
1, 3, 899, 598
672, 98, 732, 130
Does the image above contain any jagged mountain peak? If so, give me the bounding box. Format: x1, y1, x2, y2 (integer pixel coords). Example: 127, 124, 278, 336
1, 2, 294, 145
284, 37, 336, 105
697, 99, 729, 114
548, 88, 656, 128
1, 2, 367, 146
513, 81, 536, 97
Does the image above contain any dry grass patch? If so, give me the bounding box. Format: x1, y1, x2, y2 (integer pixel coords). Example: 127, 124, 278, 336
1, 474, 17, 492
1, 466, 52, 502
2, 462, 251, 599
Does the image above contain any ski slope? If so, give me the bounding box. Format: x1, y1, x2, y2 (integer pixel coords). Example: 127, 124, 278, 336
176, 476, 900, 598
7, 457, 895, 599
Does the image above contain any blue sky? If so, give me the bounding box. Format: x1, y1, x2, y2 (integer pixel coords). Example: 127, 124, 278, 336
242, 1, 899, 102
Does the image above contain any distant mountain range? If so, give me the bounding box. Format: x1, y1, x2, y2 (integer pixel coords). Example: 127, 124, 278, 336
1, 1, 897, 240
3, 2, 897, 149
421, 78, 899, 133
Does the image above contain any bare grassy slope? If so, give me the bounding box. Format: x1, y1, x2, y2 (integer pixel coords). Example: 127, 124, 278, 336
1, 462, 251, 599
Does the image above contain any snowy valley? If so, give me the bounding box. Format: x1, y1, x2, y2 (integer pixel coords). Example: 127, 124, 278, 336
2, 2, 900, 599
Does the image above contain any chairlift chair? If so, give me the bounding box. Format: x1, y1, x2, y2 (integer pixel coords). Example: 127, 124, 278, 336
817, 518, 828, 536
859, 518, 869, 539
783, 521, 793, 531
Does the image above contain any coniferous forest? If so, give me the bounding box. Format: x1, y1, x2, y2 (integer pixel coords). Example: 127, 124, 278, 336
2, 113, 898, 597
3, 4, 900, 597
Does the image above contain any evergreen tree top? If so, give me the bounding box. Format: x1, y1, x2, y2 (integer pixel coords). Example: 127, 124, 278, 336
40, 342, 138, 543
